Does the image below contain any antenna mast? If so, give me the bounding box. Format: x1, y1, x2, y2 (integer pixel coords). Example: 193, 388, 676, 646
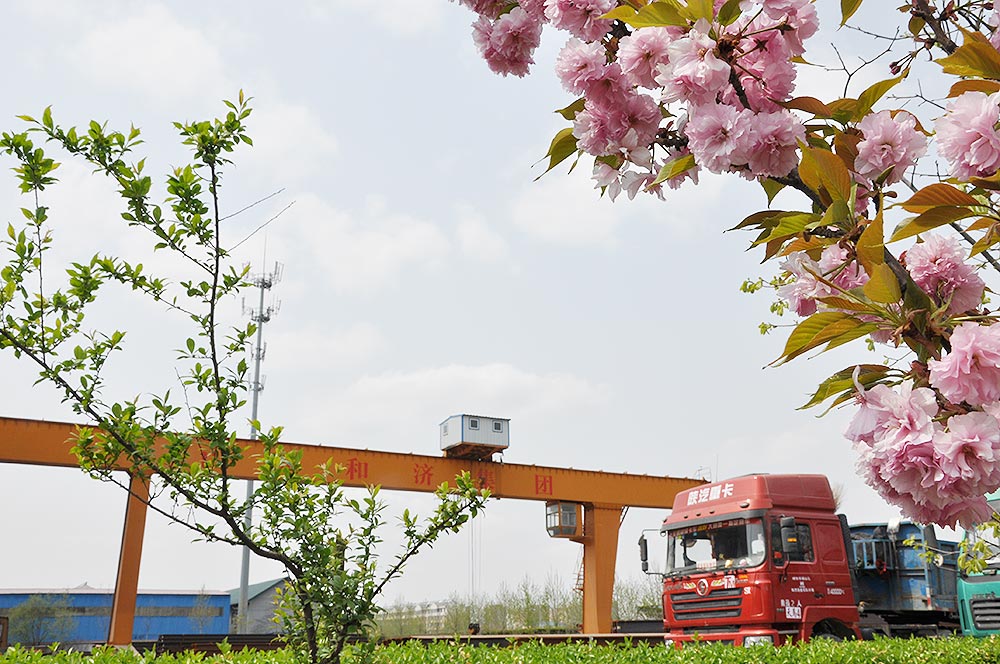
237, 260, 282, 633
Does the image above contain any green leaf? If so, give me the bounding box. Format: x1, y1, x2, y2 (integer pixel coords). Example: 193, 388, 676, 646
840, 0, 863, 25
751, 212, 822, 246
937, 40, 1000, 80
889, 207, 977, 243
863, 263, 902, 303
775, 311, 863, 365
854, 72, 906, 120
799, 147, 852, 202
603, 1, 687, 28
898, 183, 980, 213
781, 96, 832, 118
971, 232, 1000, 258
827, 98, 860, 124
536, 128, 578, 180
948, 79, 1000, 98
856, 211, 885, 273
800, 364, 891, 410
683, 0, 714, 22
760, 178, 785, 204
820, 199, 852, 229
716, 0, 742, 25
650, 153, 695, 187
555, 98, 586, 121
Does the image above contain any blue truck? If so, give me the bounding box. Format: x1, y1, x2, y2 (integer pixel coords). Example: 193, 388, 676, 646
848, 521, 960, 637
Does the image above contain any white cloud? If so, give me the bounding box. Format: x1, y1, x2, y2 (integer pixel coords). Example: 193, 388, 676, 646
305, 0, 447, 34
511, 168, 624, 246
455, 205, 509, 262
276, 194, 451, 295
268, 323, 386, 371
286, 362, 608, 447
240, 101, 338, 181
72, 4, 231, 101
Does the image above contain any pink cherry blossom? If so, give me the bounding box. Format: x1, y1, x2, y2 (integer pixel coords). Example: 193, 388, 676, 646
819, 244, 868, 292
928, 322, 1000, 407
621, 92, 662, 147
656, 20, 731, 106
544, 0, 614, 42
845, 378, 1000, 527
722, 13, 798, 111
854, 410, 1000, 528
574, 103, 618, 155
761, 0, 819, 55
685, 103, 750, 173
844, 380, 938, 449
471, 9, 543, 78
455, 0, 507, 19
592, 161, 623, 201
990, 7, 1000, 51
934, 412, 1000, 502
776, 251, 821, 316
855, 110, 927, 184
618, 27, 678, 89
584, 62, 630, 110
743, 109, 804, 178
555, 38, 608, 96
904, 233, 984, 315
519, 0, 548, 22
935, 91, 1000, 180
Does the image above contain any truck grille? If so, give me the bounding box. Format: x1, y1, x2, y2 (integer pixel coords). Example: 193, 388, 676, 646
971, 597, 1000, 631
671, 588, 742, 622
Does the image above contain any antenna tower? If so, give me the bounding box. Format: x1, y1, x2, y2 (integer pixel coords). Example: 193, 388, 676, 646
236, 261, 282, 633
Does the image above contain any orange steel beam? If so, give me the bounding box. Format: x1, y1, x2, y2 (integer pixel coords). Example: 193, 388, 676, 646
574, 504, 622, 633
0, 415, 703, 637
108, 474, 149, 646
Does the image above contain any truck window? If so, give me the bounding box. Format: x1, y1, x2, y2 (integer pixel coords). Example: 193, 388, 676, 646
771, 520, 814, 563
664, 519, 766, 574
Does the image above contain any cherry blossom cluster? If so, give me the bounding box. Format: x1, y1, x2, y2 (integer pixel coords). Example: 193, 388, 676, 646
455, 0, 1000, 528
777, 231, 995, 526
454, 0, 821, 197
846, 322, 1000, 528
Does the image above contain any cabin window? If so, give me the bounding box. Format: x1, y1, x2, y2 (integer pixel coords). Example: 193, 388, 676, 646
493, 421, 503, 433
469, 418, 479, 430
771, 520, 815, 563
442, 423, 448, 435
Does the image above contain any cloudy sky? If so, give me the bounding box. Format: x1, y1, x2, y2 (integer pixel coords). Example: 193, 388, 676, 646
0, 1, 953, 605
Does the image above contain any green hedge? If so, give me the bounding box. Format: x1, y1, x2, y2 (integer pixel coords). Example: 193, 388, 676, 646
3, 637, 1000, 664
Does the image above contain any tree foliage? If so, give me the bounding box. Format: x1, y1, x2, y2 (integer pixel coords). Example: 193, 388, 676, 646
8, 595, 75, 648
0, 96, 488, 664
453, 0, 1000, 540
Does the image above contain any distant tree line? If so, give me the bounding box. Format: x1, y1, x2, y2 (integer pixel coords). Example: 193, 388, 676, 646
376, 575, 661, 637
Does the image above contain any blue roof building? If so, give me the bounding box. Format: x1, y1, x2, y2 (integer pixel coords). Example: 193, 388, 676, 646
0, 585, 231, 647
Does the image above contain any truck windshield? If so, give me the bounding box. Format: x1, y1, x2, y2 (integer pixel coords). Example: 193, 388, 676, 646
663, 518, 766, 575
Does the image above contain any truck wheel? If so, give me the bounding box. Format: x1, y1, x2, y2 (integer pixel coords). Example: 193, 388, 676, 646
811, 631, 843, 642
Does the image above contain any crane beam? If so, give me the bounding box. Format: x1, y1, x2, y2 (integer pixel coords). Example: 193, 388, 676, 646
0, 415, 703, 638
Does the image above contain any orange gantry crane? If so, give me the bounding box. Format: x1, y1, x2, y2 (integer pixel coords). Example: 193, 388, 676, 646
0, 416, 702, 642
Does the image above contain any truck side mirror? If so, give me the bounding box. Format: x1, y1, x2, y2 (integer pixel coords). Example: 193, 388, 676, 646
638, 534, 649, 572
780, 516, 800, 558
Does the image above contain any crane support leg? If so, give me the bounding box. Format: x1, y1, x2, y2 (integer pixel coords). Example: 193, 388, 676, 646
108, 474, 148, 646
580, 504, 622, 633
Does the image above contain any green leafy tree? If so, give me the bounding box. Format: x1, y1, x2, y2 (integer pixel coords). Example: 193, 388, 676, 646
0, 95, 488, 664
8, 595, 75, 647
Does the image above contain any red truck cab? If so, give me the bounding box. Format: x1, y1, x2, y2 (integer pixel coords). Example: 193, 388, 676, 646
646, 474, 861, 646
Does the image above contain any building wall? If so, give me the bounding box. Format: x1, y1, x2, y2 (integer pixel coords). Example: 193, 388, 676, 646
0, 591, 231, 646
245, 586, 281, 634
